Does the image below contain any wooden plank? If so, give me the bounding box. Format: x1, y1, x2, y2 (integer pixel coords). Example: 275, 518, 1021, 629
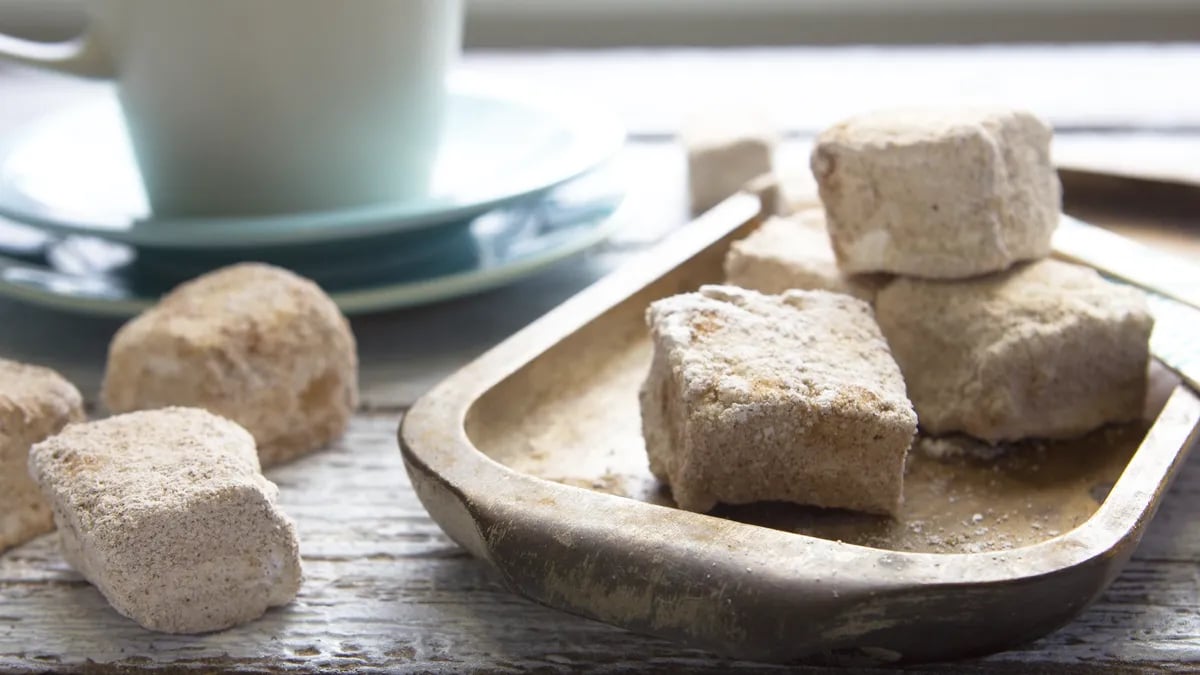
2, 413, 1198, 672
1, 52, 1199, 672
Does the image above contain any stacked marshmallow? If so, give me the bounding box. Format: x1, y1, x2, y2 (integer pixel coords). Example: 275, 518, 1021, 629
727, 107, 1153, 444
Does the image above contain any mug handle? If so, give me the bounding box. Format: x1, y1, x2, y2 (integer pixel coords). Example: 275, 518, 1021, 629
0, 31, 114, 78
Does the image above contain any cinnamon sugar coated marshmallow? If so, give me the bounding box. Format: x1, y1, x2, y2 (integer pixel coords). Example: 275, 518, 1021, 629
811, 107, 1061, 278
102, 263, 358, 467
28, 407, 302, 633
724, 210, 888, 302
0, 359, 84, 552
639, 285, 917, 515
875, 259, 1153, 443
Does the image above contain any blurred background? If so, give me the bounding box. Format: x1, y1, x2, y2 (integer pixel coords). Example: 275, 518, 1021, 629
4, 0, 1200, 47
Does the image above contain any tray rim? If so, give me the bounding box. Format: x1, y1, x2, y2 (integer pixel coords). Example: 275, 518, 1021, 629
399, 191, 1200, 662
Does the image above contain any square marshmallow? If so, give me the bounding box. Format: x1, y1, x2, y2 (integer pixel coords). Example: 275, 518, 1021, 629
724, 210, 889, 302
874, 259, 1153, 442
29, 408, 302, 633
639, 285, 916, 515
0, 359, 83, 553
811, 107, 1061, 279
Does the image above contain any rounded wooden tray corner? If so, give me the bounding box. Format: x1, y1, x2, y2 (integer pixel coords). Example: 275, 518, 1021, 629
402, 377, 1200, 664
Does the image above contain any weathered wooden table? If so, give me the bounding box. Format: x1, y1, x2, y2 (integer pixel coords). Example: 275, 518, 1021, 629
2, 46, 1199, 673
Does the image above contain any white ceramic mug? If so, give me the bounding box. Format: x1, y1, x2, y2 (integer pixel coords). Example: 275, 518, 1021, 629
0, 0, 462, 217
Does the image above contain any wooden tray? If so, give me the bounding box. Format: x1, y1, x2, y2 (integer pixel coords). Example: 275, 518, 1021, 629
400, 193, 1200, 664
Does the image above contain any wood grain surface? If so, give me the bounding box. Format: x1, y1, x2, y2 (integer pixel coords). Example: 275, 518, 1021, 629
1, 47, 1199, 672
2, 412, 1199, 673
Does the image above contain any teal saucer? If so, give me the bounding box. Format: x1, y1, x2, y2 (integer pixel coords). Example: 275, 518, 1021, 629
0, 169, 624, 316
0, 75, 624, 249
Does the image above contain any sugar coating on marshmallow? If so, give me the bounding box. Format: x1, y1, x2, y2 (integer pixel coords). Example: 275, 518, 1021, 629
874, 259, 1153, 442
29, 407, 302, 633
102, 263, 358, 467
724, 210, 889, 302
639, 285, 916, 515
0, 359, 84, 553
811, 107, 1061, 279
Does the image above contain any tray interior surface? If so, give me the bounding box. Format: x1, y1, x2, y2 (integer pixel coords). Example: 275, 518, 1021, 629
464, 220, 1180, 555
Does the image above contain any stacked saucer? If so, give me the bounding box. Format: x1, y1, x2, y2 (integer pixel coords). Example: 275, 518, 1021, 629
0, 80, 626, 316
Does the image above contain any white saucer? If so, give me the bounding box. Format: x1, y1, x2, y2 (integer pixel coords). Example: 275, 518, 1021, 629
0, 76, 624, 249
0, 168, 625, 317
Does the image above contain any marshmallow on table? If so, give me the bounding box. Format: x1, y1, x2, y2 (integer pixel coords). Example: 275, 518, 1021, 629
874, 259, 1153, 443
0, 359, 84, 553
29, 407, 302, 634
102, 263, 358, 468
811, 107, 1061, 279
639, 285, 917, 516
682, 112, 776, 215
724, 209, 890, 303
